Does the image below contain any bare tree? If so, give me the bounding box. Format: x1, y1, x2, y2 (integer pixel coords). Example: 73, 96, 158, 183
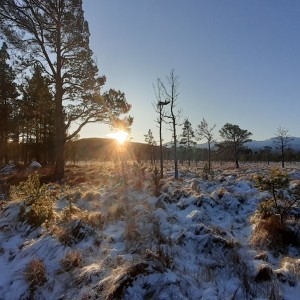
273, 127, 293, 168
153, 79, 170, 178
159, 70, 181, 179
196, 118, 216, 172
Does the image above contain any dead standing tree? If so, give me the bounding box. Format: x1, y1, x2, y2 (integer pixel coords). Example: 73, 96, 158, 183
153, 79, 169, 178
273, 127, 293, 168
159, 70, 181, 180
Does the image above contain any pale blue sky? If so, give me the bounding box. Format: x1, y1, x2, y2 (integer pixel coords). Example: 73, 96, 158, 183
81, 0, 300, 143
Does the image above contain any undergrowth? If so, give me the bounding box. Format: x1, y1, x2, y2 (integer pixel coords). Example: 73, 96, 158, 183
10, 173, 55, 227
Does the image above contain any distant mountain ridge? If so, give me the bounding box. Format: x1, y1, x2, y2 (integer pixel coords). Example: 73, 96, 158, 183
245, 137, 300, 152
164, 137, 300, 152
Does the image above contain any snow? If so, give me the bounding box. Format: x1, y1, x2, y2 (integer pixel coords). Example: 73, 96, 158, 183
0, 161, 300, 299
29, 161, 42, 169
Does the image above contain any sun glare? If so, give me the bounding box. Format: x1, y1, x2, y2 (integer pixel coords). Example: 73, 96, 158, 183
107, 130, 128, 144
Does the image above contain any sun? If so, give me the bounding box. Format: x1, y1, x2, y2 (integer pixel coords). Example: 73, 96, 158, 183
107, 130, 128, 144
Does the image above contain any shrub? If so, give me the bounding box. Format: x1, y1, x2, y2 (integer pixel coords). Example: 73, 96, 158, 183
107, 203, 125, 221
10, 173, 55, 227
257, 199, 277, 218
61, 251, 83, 271
132, 162, 144, 190
255, 168, 300, 224
85, 211, 104, 228
52, 226, 73, 246
251, 215, 297, 250
61, 203, 84, 221
277, 257, 300, 286
24, 258, 47, 290
217, 187, 226, 199
151, 165, 161, 197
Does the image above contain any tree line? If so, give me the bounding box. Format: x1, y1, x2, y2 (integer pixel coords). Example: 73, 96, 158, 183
145, 70, 295, 179
0, 0, 132, 179
0, 1, 295, 181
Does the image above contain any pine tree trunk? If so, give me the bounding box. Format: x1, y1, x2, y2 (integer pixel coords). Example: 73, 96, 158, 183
208, 143, 211, 172
173, 122, 178, 179
53, 17, 65, 180
159, 113, 164, 179
54, 88, 65, 180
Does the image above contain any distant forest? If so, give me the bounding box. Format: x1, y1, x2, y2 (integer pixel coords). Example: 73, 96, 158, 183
63, 138, 300, 166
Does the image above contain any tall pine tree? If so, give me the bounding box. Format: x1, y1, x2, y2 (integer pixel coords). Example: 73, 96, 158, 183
19, 66, 55, 164
180, 119, 196, 166
0, 42, 17, 164
0, 0, 131, 179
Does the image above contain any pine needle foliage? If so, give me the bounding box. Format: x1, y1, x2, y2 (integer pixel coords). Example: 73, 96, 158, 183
255, 168, 300, 224
10, 173, 55, 227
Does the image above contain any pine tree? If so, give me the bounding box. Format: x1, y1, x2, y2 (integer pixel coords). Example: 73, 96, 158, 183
0, 42, 17, 164
19, 66, 55, 164
0, 0, 131, 179
219, 123, 252, 168
196, 118, 216, 172
144, 129, 156, 164
180, 119, 196, 166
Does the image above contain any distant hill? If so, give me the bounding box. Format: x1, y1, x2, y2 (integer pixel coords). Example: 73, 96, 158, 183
245, 137, 300, 152
68, 137, 300, 162
66, 138, 158, 161
164, 137, 300, 152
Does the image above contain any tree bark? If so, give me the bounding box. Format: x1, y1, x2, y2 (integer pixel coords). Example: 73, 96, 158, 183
54, 16, 65, 180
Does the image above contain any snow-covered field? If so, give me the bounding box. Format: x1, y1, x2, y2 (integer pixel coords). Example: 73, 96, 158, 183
0, 161, 300, 300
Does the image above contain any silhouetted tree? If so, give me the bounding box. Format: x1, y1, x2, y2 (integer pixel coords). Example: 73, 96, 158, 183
153, 79, 169, 178
19, 66, 55, 164
219, 123, 252, 168
159, 70, 181, 179
196, 118, 216, 172
180, 118, 196, 166
273, 127, 293, 168
0, 42, 17, 164
263, 146, 272, 165
144, 129, 156, 164
0, 0, 131, 179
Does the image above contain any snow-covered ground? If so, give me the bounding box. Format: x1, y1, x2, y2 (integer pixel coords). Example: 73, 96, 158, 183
0, 161, 300, 300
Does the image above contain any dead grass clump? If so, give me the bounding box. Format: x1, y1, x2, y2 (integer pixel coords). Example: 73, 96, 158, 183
61, 250, 83, 272
145, 246, 173, 270
61, 203, 85, 221
61, 203, 103, 229
53, 220, 94, 246
124, 216, 141, 246
85, 211, 104, 229
251, 215, 297, 250
52, 226, 73, 246
24, 258, 47, 290
74, 176, 87, 184
107, 203, 125, 221
67, 220, 94, 244
276, 257, 300, 286
97, 262, 150, 300
255, 264, 274, 282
